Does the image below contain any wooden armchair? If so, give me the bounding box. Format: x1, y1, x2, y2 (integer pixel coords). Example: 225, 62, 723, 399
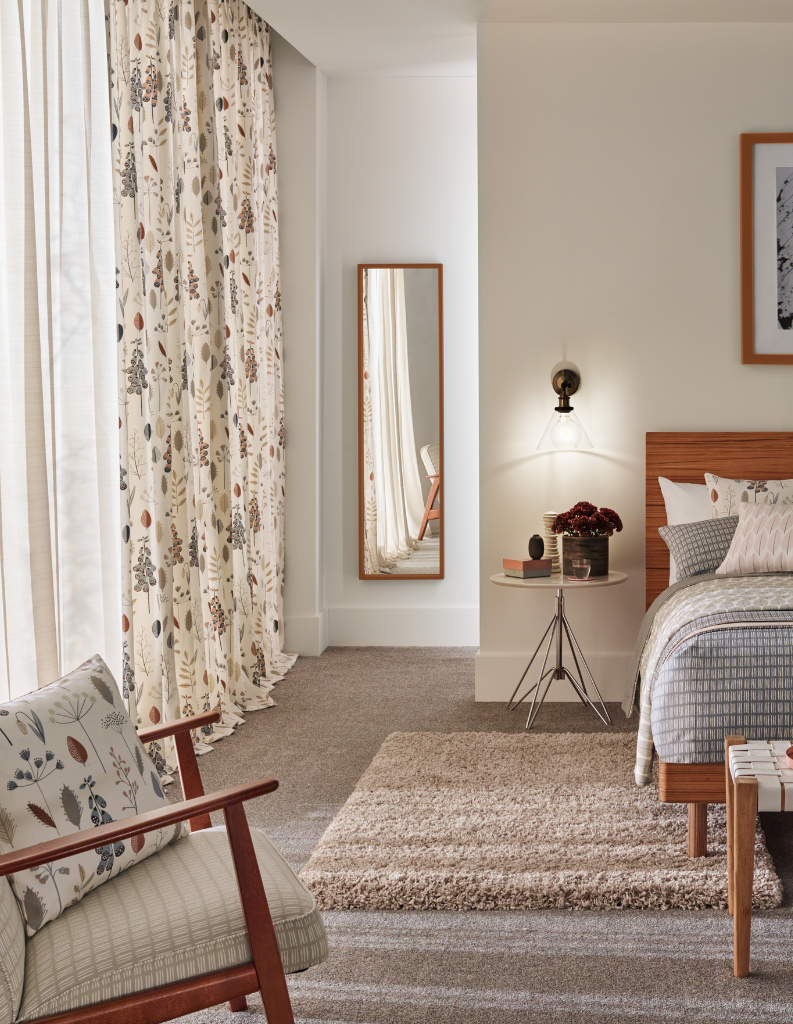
0, 711, 326, 1024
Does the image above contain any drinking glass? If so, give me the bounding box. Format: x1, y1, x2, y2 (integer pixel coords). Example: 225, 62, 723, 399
572, 558, 591, 580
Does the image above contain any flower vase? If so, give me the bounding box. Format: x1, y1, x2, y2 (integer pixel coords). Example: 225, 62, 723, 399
562, 535, 609, 578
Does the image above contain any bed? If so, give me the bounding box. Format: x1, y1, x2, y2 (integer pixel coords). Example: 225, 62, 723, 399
629, 432, 793, 856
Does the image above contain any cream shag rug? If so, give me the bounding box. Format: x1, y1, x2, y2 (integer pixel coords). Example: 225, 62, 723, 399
300, 732, 782, 911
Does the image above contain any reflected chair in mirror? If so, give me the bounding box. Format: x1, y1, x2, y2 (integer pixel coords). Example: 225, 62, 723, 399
418, 443, 441, 541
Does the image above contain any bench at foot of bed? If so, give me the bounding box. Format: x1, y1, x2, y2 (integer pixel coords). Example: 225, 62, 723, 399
658, 761, 726, 858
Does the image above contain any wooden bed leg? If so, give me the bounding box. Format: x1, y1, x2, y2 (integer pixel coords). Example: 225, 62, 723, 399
228, 996, 248, 1012
688, 803, 708, 858
725, 735, 746, 915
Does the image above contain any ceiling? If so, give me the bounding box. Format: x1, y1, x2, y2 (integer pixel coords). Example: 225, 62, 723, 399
247, 0, 793, 78
247, 0, 483, 77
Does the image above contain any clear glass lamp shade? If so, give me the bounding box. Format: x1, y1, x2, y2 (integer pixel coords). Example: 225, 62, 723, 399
536, 409, 593, 451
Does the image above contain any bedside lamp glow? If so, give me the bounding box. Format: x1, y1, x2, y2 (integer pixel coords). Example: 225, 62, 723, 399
537, 368, 593, 451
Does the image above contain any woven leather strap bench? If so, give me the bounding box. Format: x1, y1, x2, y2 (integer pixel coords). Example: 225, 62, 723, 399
725, 735, 793, 978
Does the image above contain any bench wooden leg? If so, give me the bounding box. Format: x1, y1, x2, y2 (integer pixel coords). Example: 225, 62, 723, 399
687, 803, 708, 858
725, 735, 745, 915
733, 776, 758, 978
228, 996, 248, 1012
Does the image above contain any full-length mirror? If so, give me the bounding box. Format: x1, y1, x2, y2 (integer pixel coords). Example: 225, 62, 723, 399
359, 264, 444, 579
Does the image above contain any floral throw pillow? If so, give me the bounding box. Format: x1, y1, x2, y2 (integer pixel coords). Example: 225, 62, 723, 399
0, 655, 184, 935
705, 474, 793, 518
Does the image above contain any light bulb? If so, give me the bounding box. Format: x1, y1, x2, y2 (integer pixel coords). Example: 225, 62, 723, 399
550, 412, 582, 450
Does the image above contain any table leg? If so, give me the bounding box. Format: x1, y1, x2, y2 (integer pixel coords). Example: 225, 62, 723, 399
733, 776, 757, 978
725, 735, 746, 916
507, 614, 556, 710
561, 611, 612, 725
510, 587, 613, 730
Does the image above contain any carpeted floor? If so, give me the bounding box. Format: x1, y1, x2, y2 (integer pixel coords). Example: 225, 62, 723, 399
390, 535, 440, 574
172, 647, 793, 1024
301, 732, 780, 911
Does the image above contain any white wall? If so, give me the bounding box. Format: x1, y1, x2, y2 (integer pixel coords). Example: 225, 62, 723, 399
325, 77, 480, 646
478, 21, 793, 700
272, 32, 328, 655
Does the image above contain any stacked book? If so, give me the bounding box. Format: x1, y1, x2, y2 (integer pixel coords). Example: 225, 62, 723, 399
503, 558, 552, 579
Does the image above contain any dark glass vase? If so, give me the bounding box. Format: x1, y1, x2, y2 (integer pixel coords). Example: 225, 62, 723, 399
562, 535, 609, 578
528, 534, 544, 559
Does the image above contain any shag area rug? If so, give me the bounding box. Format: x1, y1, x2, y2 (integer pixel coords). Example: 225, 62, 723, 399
300, 731, 782, 911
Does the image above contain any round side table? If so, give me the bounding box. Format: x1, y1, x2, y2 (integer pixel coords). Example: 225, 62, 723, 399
490, 571, 629, 729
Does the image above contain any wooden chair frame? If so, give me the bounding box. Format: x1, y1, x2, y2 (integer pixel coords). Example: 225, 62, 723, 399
0, 711, 296, 1024
418, 472, 440, 542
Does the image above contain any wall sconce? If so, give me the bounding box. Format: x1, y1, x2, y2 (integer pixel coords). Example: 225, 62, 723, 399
536, 367, 593, 451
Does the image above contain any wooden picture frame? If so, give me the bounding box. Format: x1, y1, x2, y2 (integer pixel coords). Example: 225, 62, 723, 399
740, 132, 793, 364
358, 263, 444, 580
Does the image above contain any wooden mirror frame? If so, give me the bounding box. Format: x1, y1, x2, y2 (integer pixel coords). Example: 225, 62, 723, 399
358, 263, 444, 580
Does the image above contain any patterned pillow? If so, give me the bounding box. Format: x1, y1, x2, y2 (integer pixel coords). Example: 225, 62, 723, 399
716, 503, 793, 575
0, 655, 184, 935
659, 516, 739, 581
705, 474, 793, 518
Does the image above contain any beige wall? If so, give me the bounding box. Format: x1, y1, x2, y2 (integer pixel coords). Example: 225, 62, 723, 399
325, 77, 480, 645
272, 32, 328, 655
477, 21, 793, 699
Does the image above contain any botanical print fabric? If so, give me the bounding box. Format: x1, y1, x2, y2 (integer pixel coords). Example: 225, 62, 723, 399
0, 0, 120, 698
108, 0, 295, 765
705, 474, 793, 518
0, 656, 184, 935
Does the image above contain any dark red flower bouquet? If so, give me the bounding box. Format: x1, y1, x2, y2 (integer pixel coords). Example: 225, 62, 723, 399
551, 501, 623, 538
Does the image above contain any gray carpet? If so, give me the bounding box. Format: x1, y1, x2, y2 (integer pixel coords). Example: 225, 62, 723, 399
172, 647, 793, 1024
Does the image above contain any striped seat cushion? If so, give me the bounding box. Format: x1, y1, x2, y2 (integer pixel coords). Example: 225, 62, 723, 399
17, 827, 327, 1021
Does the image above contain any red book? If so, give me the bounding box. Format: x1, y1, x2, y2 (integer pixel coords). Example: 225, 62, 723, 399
503, 558, 552, 571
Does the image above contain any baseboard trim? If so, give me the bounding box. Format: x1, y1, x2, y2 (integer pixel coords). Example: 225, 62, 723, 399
474, 650, 631, 702
284, 609, 328, 656
328, 606, 479, 646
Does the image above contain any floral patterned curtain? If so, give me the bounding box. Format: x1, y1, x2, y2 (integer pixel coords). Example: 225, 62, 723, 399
108, 0, 294, 768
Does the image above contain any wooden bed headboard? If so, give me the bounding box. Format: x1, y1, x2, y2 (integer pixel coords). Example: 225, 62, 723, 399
646, 432, 793, 609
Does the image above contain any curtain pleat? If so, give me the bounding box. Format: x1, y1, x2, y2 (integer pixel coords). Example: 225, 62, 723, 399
0, 0, 120, 699
108, 0, 294, 767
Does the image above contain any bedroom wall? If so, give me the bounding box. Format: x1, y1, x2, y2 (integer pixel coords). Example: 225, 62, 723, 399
272, 32, 328, 655
477, 20, 793, 699
324, 77, 480, 646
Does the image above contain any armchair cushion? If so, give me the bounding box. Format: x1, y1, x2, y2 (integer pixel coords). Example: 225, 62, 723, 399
0, 879, 24, 1022
0, 656, 184, 935
17, 826, 327, 1021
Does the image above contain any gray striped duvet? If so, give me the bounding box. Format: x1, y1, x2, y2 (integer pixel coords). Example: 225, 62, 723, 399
623, 574, 793, 786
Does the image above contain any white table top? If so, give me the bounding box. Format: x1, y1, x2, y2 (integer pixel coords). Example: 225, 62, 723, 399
490, 570, 629, 591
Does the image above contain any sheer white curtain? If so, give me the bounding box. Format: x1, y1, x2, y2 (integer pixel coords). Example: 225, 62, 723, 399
363, 269, 423, 571
0, 0, 120, 698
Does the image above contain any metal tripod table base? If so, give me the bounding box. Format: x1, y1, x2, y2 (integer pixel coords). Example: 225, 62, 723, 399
507, 587, 612, 730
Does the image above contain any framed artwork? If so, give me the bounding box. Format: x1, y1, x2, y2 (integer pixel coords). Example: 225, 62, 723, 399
741, 132, 793, 364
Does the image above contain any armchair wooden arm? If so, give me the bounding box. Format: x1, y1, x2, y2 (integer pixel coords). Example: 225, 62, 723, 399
0, 774, 296, 1024
137, 710, 222, 829
137, 709, 221, 744
0, 777, 278, 877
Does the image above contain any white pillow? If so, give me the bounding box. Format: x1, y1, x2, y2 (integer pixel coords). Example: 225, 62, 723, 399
716, 502, 793, 575
658, 477, 712, 584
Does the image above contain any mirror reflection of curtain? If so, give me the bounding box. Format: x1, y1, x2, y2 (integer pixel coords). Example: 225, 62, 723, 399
362, 269, 424, 573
